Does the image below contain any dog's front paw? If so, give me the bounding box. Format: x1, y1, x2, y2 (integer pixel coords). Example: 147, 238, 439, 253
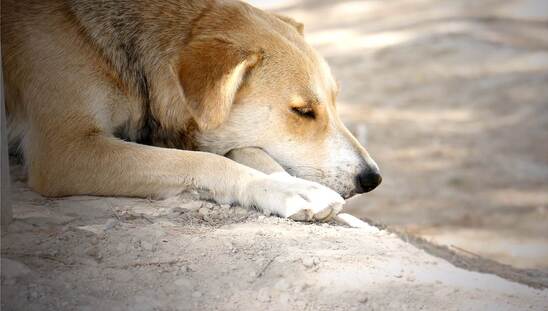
244, 172, 344, 222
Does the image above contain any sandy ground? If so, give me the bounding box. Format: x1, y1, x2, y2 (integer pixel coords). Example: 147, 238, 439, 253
246, 0, 548, 269
2, 165, 548, 310
2, 0, 548, 310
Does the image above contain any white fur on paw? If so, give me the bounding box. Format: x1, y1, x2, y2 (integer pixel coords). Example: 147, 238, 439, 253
246, 172, 344, 222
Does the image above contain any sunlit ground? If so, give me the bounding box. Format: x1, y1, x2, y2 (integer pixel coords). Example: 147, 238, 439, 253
248, 0, 548, 269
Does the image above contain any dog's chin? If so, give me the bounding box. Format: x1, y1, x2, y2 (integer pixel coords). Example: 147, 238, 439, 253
313, 182, 357, 200
327, 182, 369, 200
333, 185, 362, 199
341, 191, 358, 200
339, 182, 379, 199
286, 172, 358, 200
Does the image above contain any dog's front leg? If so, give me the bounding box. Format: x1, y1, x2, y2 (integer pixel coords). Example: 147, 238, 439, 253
28, 135, 343, 221
225, 147, 286, 175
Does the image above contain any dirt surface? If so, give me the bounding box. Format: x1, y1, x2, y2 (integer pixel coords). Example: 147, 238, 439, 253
247, 0, 548, 269
2, 165, 548, 310
2, 0, 548, 310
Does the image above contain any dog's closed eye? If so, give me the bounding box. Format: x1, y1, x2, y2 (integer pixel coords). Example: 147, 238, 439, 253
291, 106, 315, 119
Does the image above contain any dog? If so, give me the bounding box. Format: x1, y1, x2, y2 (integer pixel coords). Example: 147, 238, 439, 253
2, 0, 381, 221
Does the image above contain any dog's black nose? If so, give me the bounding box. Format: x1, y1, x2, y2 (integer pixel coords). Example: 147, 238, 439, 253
357, 169, 382, 193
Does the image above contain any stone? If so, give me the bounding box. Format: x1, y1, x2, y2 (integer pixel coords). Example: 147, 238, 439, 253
104, 219, 118, 230
234, 207, 249, 216
140, 241, 154, 252
257, 288, 271, 302
180, 202, 203, 212
302, 257, 315, 268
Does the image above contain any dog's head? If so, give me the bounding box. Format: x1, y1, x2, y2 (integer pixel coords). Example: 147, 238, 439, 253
179, 1, 381, 198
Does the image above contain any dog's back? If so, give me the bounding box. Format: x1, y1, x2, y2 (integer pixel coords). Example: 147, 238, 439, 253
2, 0, 210, 148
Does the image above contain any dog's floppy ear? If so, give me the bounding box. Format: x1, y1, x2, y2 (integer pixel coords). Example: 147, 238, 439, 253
273, 14, 304, 35
179, 38, 261, 131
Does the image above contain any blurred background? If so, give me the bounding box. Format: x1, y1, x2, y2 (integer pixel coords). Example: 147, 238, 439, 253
248, 0, 548, 270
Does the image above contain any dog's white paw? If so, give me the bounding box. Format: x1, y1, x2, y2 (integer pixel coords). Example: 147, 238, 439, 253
244, 172, 344, 222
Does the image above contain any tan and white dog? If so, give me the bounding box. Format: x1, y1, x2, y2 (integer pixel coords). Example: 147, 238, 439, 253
2, 0, 381, 221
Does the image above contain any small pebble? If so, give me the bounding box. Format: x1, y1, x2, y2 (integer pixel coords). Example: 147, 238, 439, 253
104, 218, 118, 230
198, 207, 209, 217
302, 257, 315, 268
257, 288, 271, 302
29, 290, 40, 300
85, 246, 101, 259
181, 201, 203, 211
274, 279, 289, 291
141, 241, 154, 251
234, 207, 248, 216
170, 207, 186, 215
48, 249, 59, 257
279, 293, 290, 305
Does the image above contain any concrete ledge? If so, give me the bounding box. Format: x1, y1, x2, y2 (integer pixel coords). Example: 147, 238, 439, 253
1, 168, 546, 311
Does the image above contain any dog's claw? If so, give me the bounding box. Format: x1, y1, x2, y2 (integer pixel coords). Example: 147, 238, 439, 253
289, 209, 314, 222
320, 203, 343, 222
289, 202, 342, 222
313, 205, 335, 221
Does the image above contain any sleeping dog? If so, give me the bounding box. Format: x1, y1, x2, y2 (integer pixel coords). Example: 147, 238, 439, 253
3, 0, 381, 221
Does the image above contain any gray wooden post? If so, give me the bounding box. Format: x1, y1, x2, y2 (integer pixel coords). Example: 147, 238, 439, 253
1, 46, 12, 231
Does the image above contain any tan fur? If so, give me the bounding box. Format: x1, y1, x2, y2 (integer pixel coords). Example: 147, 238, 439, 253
179, 39, 262, 130
2, 0, 380, 217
